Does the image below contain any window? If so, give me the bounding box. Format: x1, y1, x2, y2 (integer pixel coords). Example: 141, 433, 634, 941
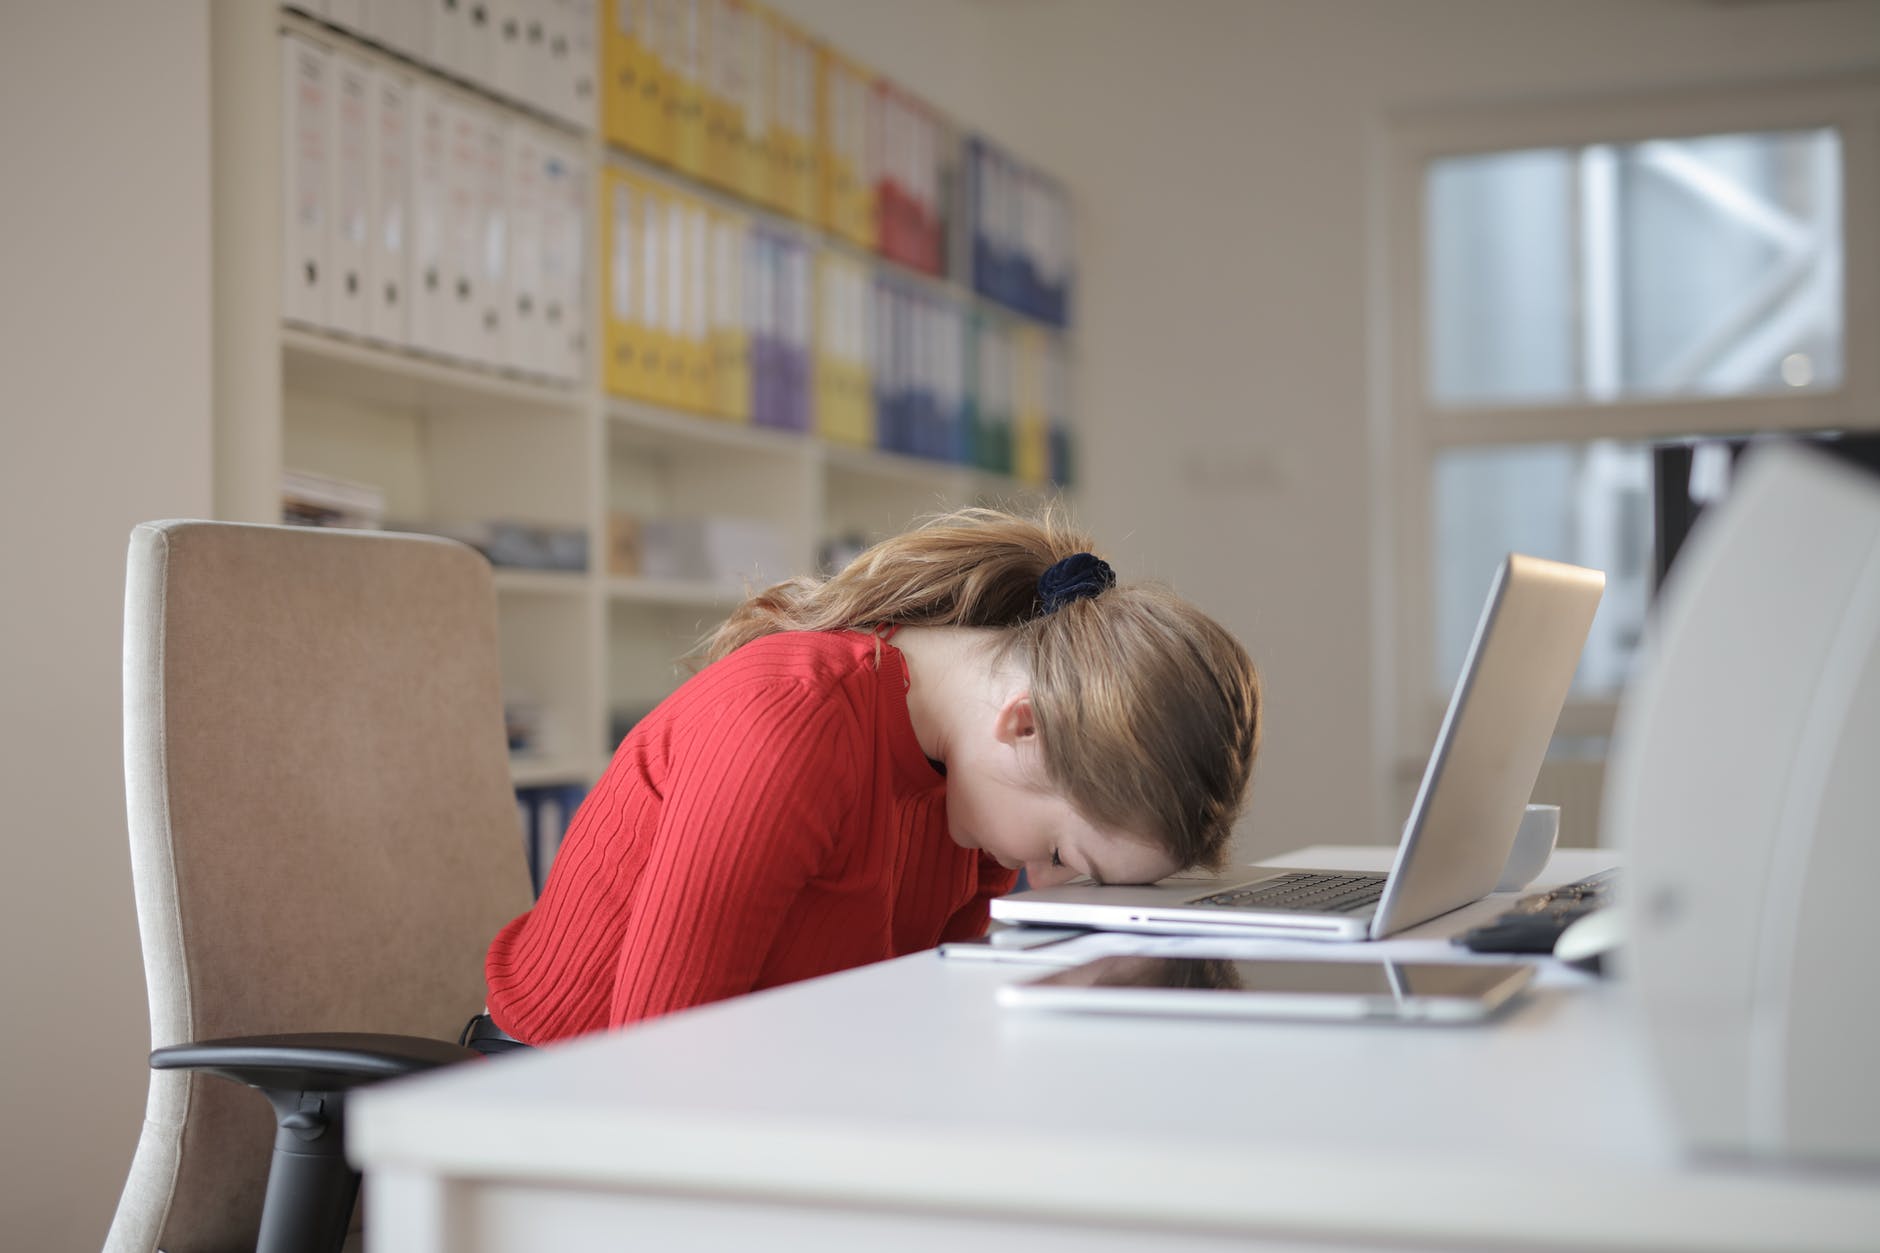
1427, 129, 1843, 409
1433, 440, 1652, 698
1378, 79, 1880, 789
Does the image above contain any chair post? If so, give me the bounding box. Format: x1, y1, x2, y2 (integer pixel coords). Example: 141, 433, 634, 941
255, 1088, 360, 1253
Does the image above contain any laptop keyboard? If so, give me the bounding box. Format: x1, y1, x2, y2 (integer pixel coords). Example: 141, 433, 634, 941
1187, 872, 1388, 915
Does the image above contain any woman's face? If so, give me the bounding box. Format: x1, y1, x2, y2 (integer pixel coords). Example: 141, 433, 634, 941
954, 785, 1177, 888
943, 695, 1178, 888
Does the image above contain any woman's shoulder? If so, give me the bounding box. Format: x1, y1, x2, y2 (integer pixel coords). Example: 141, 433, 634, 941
715, 628, 886, 681
677, 630, 893, 711
661, 631, 887, 743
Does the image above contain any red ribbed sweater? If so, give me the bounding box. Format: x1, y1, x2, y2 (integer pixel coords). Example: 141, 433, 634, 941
485, 630, 1015, 1041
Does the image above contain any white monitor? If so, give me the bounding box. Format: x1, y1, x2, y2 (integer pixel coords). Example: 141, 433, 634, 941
1604, 444, 1880, 1166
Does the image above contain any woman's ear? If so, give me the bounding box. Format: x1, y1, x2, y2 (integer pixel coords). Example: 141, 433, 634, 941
992, 692, 1037, 747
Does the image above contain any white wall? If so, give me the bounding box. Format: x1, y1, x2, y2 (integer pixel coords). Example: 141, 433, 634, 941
4, 0, 1879, 1242
0, 2, 214, 1245
775, 0, 1880, 857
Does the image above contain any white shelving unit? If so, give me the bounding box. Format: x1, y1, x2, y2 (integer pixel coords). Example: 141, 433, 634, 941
214, 5, 1063, 794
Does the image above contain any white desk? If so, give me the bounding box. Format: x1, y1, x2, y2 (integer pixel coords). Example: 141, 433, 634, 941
350, 848, 1880, 1251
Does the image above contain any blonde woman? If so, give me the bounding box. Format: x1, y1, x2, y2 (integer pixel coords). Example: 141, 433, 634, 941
477, 507, 1262, 1044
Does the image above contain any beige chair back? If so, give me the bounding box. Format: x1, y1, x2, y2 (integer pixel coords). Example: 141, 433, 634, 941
107, 521, 534, 1252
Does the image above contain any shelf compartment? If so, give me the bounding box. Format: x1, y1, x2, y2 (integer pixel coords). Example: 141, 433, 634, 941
508, 754, 599, 788
817, 441, 978, 490
493, 568, 590, 596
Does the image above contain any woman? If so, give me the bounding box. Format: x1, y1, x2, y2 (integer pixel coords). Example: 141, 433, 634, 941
480, 507, 1261, 1042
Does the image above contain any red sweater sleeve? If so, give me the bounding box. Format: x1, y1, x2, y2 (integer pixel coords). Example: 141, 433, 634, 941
607, 680, 862, 1025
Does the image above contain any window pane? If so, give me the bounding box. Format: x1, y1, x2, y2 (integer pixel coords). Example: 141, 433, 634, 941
1433, 442, 1653, 698
1426, 128, 1843, 407
1426, 149, 1577, 406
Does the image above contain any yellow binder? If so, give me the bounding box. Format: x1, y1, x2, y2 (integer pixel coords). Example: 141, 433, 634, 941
603, 168, 674, 404
817, 251, 874, 447
700, 0, 734, 191
740, 0, 775, 207
631, 175, 670, 405
610, 0, 667, 161
777, 19, 817, 223
813, 251, 845, 443
671, 0, 707, 179
640, 0, 678, 165
817, 45, 856, 244
680, 191, 713, 412
1012, 324, 1050, 485
600, 0, 638, 155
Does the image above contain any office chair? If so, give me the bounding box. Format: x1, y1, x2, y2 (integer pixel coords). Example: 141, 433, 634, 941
105, 521, 536, 1253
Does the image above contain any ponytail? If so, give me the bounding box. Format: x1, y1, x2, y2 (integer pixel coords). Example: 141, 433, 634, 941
700, 506, 1097, 661
699, 506, 1262, 872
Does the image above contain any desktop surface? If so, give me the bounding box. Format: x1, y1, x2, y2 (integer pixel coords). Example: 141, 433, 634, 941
350, 848, 1880, 1252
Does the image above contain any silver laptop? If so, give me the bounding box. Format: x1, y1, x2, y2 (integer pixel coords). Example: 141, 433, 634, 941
990, 553, 1605, 941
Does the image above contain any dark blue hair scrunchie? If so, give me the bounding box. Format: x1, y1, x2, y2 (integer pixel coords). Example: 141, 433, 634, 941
1037, 552, 1116, 615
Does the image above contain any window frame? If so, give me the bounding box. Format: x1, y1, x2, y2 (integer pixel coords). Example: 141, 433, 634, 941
1369, 75, 1880, 794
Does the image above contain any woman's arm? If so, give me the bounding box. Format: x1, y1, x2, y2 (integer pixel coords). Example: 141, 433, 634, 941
607, 683, 862, 1024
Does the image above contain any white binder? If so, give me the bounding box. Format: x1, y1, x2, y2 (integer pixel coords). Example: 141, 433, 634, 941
560, 0, 597, 131
505, 123, 546, 375
491, 0, 530, 104
441, 95, 483, 359
509, 0, 549, 117
407, 80, 454, 357
281, 33, 331, 329
364, 0, 429, 62
531, 0, 567, 120
458, 0, 498, 90
366, 65, 412, 347
428, 0, 469, 84
539, 136, 587, 382
471, 109, 511, 367
327, 50, 375, 337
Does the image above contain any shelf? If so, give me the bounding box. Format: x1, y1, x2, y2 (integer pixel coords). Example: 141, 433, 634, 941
606, 397, 815, 458
492, 568, 590, 596
601, 146, 1074, 338
283, 326, 585, 418
236, 6, 1075, 844
818, 440, 972, 486
818, 441, 1048, 502
509, 754, 599, 788
607, 576, 748, 611
964, 469, 1060, 503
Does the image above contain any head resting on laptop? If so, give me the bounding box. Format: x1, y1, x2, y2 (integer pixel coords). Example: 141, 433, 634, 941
700, 506, 1263, 885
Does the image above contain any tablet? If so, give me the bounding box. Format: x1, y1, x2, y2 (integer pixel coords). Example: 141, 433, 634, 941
996, 956, 1534, 1023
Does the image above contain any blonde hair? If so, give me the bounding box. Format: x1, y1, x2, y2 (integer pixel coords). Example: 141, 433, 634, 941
702, 507, 1262, 872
